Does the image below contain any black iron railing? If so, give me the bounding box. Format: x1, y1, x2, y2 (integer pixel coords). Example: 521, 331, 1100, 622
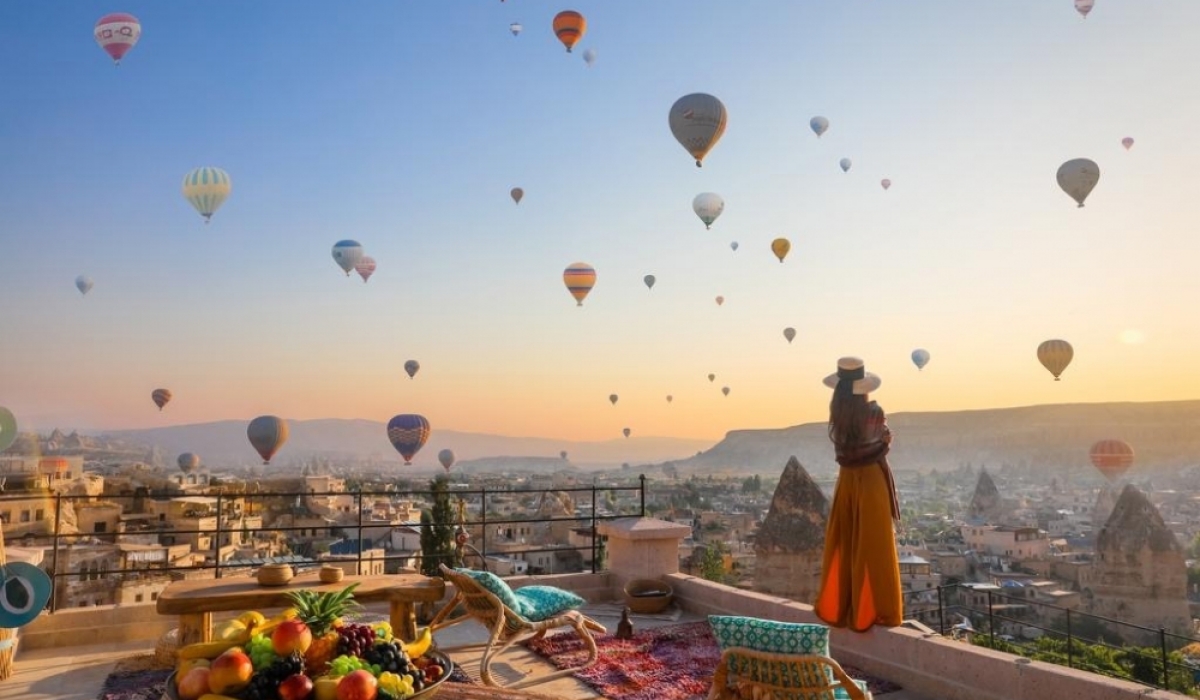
903, 582, 1200, 692
0, 475, 647, 613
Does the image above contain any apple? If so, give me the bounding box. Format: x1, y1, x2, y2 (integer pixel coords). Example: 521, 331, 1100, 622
279, 673, 315, 700
336, 669, 378, 700
272, 619, 313, 656
175, 667, 210, 700
208, 647, 254, 695
314, 676, 340, 700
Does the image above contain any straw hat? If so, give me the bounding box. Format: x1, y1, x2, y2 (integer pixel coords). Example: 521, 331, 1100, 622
822, 356, 882, 395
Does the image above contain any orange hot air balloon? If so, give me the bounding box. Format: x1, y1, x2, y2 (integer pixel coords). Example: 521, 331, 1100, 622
1037, 339, 1073, 380
563, 262, 596, 306
553, 11, 586, 53
151, 389, 172, 411
1089, 440, 1134, 481
771, 237, 791, 263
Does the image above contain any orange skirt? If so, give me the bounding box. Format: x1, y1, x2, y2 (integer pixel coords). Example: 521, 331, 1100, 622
814, 462, 903, 631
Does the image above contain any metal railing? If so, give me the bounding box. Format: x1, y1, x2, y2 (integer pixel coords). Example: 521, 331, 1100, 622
903, 582, 1200, 692
0, 475, 647, 613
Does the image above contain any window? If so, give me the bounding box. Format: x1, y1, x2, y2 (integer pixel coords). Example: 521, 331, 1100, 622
35, 509, 44, 521
94, 522, 107, 533
20, 510, 30, 523
151, 591, 158, 601
135, 593, 144, 603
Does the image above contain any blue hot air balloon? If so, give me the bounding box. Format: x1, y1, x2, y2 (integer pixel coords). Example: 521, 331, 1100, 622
911, 349, 931, 371
387, 414, 431, 465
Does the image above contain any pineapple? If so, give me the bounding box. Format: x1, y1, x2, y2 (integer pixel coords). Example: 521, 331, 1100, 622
285, 583, 362, 674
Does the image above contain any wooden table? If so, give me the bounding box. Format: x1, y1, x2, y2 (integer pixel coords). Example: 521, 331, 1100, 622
156, 572, 444, 646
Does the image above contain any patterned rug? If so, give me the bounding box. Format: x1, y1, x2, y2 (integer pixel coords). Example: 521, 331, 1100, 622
525, 620, 902, 700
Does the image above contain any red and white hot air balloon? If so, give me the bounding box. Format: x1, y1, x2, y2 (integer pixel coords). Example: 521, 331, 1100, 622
1089, 439, 1134, 482
94, 13, 142, 65
355, 256, 376, 283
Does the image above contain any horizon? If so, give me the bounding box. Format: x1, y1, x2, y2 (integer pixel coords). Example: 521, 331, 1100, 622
3, 2, 1199, 446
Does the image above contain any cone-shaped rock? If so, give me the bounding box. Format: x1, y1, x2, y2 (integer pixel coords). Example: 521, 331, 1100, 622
753, 457, 828, 602
967, 469, 1003, 524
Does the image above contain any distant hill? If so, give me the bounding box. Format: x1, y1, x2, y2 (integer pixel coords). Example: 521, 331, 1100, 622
97, 419, 713, 470
673, 400, 1200, 477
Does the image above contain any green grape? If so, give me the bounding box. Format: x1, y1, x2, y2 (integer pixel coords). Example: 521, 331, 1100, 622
246, 633, 278, 671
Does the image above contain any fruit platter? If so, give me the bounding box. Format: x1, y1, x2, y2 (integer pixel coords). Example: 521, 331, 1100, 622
167, 583, 453, 700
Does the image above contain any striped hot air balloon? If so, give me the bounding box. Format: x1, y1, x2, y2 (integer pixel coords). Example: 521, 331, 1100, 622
177, 453, 201, 474
182, 167, 231, 223
1037, 339, 1074, 380
387, 414, 431, 465
248, 415, 289, 465
563, 262, 596, 306
1089, 439, 1134, 482
94, 13, 141, 65
552, 11, 586, 53
151, 388, 172, 411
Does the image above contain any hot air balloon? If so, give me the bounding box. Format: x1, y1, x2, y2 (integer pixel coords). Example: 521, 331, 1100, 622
582, 48, 597, 67
783, 327, 796, 344
609, 394, 618, 405
332, 240, 364, 276
94, 13, 141, 65
511, 187, 524, 204
708, 373, 715, 383
810, 116, 829, 138
715, 296, 724, 306
771, 238, 791, 263
881, 179, 892, 191
644, 275, 656, 290
721, 386, 730, 397
248, 415, 289, 465
1075, 0, 1094, 19
355, 256, 376, 283
0, 407, 17, 453
1121, 137, 1134, 151
560, 450, 568, 460
552, 11, 586, 52
666, 395, 673, 403
693, 192, 725, 229
510, 22, 522, 36
911, 348, 931, 371
75, 276, 93, 296
622, 427, 631, 439
563, 262, 596, 306
730, 241, 739, 251
387, 414, 431, 465
1037, 339, 1074, 380
404, 360, 420, 379
1090, 439, 1134, 481
438, 448, 456, 473
669, 93, 728, 167
151, 389, 172, 411
182, 168, 231, 223
178, 453, 200, 474
839, 158, 852, 172
1057, 159, 1100, 208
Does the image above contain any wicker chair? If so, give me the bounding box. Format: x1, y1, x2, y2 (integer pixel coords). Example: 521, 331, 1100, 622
433, 564, 607, 689
708, 648, 870, 700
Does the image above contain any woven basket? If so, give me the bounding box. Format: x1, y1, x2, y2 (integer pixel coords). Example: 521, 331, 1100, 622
623, 579, 674, 614
155, 628, 180, 667
257, 563, 294, 587
319, 565, 344, 584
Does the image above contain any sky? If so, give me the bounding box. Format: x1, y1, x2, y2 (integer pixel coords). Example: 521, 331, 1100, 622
1, 1, 1198, 446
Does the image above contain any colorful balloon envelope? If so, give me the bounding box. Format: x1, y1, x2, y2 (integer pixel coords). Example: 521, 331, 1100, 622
182, 168, 232, 223
1037, 339, 1074, 380
552, 11, 586, 52
771, 238, 791, 263
76, 275, 93, 296
783, 327, 796, 344
248, 415, 289, 465
669, 93, 728, 167
387, 414, 431, 465
1057, 159, 1100, 208
708, 373, 715, 382
94, 13, 141, 65
1090, 439, 1134, 481
0, 407, 17, 453
839, 158, 852, 172
722, 386, 730, 397
644, 275, 656, 290
730, 241, 739, 252
881, 179, 892, 191
666, 395, 673, 403
609, 394, 618, 405
622, 427, 631, 438
911, 348, 931, 370
404, 360, 420, 379
693, 192, 725, 229
438, 448, 456, 472
563, 262, 596, 306
1121, 137, 1134, 151
510, 22, 522, 36
177, 452, 201, 474
332, 240, 364, 276
810, 116, 829, 138
1075, 0, 1094, 19
151, 388, 172, 411
355, 256, 376, 283
511, 187, 524, 204
582, 48, 597, 67
715, 295, 724, 306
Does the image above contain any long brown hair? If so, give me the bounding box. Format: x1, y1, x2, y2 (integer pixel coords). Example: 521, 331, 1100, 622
828, 380, 870, 449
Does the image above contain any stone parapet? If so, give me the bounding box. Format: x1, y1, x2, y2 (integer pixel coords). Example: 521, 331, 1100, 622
598, 517, 692, 593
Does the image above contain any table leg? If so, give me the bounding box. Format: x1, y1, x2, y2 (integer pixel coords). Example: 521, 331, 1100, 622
178, 612, 211, 646
391, 601, 417, 642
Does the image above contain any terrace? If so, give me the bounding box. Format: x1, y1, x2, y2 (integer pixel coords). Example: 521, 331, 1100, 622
0, 490, 1190, 700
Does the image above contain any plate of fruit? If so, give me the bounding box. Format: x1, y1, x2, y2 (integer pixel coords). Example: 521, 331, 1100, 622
168, 584, 453, 700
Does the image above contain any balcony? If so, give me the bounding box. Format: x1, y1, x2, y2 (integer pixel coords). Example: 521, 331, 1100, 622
0, 516, 1189, 700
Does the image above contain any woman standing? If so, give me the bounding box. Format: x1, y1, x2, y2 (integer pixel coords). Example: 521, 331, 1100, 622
814, 356, 903, 631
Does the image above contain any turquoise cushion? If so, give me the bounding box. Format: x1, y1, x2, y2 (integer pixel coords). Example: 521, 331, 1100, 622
513, 585, 586, 622
456, 569, 522, 612
708, 616, 830, 656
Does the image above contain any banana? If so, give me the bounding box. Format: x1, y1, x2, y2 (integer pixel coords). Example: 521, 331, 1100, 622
402, 627, 433, 659
256, 608, 298, 636
214, 620, 249, 643
236, 610, 266, 631
175, 658, 210, 678
176, 640, 241, 660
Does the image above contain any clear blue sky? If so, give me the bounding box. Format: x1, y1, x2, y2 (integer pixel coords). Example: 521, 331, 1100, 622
1, 1, 1197, 448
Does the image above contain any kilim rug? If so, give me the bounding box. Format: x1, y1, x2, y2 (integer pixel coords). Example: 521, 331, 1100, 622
525, 620, 902, 700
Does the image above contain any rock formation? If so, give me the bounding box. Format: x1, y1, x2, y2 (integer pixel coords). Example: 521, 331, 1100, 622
753, 457, 828, 603
1092, 482, 1118, 531
967, 469, 1004, 524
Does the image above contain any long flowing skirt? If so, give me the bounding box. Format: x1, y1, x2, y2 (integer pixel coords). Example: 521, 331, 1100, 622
814, 463, 903, 631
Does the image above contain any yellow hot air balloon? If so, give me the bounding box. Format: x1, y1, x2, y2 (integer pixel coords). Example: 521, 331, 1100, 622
1037, 339, 1074, 381
552, 11, 586, 53
563, 262, 596, 306
771, 238, 791, 263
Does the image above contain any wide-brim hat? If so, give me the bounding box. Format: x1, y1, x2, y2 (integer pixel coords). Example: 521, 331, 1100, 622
0, 562, 52, 628
822, 356, 882, 395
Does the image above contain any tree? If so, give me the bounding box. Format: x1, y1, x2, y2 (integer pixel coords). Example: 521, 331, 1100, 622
419, 476, 456, 577
700, 542, 729, 584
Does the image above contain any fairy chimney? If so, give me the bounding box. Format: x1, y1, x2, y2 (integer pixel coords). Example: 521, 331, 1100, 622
1089, 485, 1190, 641
753, 457, 828, 603
967, 469, 1004, 524
1092, 482, 1118, 530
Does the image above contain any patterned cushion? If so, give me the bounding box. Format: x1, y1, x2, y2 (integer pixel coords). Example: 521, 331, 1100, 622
513, 585, 586, 622
708, 616, 830, 656
455, 569, 522, 612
